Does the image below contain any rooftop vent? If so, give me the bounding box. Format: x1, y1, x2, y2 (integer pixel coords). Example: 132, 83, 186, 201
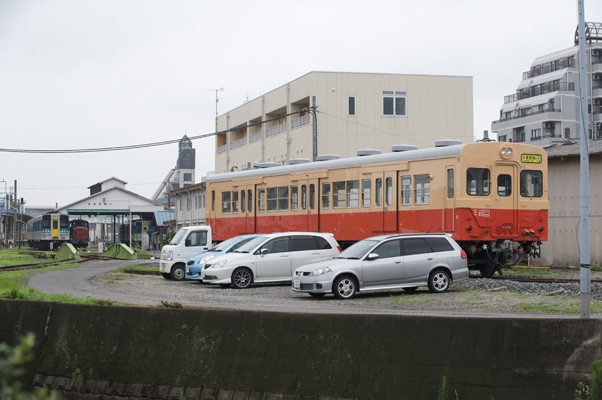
316, 154, 340, 161
357, 149, 381, 156
435, 139, 462, 147
289, 158, 311, 165
259, 162, 280, 168
392, 145, 418, 152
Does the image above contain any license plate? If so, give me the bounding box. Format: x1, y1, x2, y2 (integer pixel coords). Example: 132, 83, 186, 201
293, 280, 300, 289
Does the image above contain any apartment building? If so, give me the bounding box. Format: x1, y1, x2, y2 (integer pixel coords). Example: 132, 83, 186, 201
491, 22, 602, 145
214, 71, 473, 173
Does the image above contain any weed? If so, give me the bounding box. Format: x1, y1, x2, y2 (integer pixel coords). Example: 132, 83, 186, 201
91, 299, 114, 306
437, 376, 449, 400
159, 300, 183, 308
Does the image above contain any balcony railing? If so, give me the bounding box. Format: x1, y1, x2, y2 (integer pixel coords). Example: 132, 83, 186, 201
504, 82, 575, 104
522, 57, 575, 80
217, 144, 227, 154
266, 123, 286, 138
250, 131, 262, 143
493, 108, 561, 125
291, 114, 310, 130
230, 137, 247, 151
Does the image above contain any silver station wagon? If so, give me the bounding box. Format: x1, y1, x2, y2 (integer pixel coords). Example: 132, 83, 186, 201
292, 233, 469, 299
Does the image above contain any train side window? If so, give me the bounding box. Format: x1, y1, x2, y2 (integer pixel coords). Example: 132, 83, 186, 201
291, 186, 298, 211
447, 169, 454, 198
401, 176, 411, 206
258, 189, 265, 212
467, 168, 490, 196
375, 178, 382, 206
211, 191, 215, 212
222, 192, 231, 214
498, 175, 511, 197
301, 185, 307, 210
520, 170, 543, 197
333, 182, 346, 209
322, 183, 331, 209
385, 177, 393, 206
361, 179, 371, 207
232, 191, 239, 214
278, 186, 289, 211
248, 189, 252, 212
414, 174, 430, 205
347, 180, 360, 208
241, 190, 246, 213
309, 184, 315, 209
267, 188, 278, 212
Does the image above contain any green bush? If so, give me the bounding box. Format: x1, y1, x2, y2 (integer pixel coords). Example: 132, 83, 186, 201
161, 232, 175, 249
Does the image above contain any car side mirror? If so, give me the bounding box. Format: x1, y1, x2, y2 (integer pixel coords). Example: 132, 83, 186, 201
261, 248, 269, 255
367, 253, 379, 260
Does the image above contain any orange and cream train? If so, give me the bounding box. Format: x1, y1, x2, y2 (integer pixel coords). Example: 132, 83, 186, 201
205, 141, 548, 276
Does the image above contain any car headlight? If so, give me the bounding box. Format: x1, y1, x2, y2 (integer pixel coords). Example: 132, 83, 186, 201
211, 260, 227, 269
310, 267, 332, 276
200, 255, 215, 263
166, 251, 173, 261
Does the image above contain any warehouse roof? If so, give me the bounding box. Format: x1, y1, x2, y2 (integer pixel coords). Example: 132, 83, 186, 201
545, 140, 602, 158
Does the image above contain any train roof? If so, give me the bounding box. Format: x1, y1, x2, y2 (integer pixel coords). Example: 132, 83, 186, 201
208, 144, 466, 183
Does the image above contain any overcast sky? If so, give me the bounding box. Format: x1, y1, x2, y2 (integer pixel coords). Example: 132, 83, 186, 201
1, 0, 600, 209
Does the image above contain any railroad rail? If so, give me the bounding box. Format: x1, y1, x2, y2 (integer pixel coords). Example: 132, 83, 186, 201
0, 255, 132, 272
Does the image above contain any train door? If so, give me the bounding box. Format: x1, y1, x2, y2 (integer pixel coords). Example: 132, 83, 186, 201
296, 178, 319, 232
51, 215, 59, 239
241, 185, 256, 234
492, 162, 518, 237
444, 167, 456, 232
373, 171, 397, 233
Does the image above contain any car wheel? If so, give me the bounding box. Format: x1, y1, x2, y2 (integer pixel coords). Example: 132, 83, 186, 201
161, 273, 171, 280
403, 287, 418, 292
428, 269, 450, 293
333, 275, 357, 300
309, 293, 325, 298
170, 265, 186, 281
231, 268, 253, 289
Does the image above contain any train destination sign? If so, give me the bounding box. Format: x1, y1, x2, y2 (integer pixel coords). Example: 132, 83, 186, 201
521, 154, 542, 163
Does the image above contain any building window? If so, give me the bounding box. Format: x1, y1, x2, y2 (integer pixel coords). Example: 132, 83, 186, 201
183, 173, 192, 182
382, 90, 407, 116
348, 96, 356, 116
498, 135, 507, 142
531, 129, 541, 140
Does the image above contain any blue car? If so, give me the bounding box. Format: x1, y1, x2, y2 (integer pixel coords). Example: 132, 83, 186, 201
185, 234, 261, 281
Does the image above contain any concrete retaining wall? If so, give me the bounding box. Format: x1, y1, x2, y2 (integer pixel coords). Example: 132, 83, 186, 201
1, 299, 601, 399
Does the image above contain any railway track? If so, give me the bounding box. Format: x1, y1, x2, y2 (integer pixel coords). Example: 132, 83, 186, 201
470, 275, 602, 284
0, 255, 129, 272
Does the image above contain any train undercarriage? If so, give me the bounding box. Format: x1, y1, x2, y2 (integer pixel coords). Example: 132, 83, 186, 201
463, 239, 542, 277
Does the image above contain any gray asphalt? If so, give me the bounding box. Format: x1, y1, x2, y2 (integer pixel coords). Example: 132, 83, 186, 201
27, 260, 596, 319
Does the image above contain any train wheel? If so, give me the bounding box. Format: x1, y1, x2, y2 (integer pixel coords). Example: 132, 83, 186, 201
479, 260, 496, 278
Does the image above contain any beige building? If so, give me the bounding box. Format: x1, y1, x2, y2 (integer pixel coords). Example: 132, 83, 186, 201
541, 140, 602, 266
215, 71, 473, 173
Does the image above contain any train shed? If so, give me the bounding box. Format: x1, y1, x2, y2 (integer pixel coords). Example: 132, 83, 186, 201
57, 177, 168, 247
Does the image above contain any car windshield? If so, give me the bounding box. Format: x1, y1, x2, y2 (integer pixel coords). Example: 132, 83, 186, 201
208, 236, 245, 252
337, 240, 379, 259
235, 236, 269, 253
168, 229, 188, 245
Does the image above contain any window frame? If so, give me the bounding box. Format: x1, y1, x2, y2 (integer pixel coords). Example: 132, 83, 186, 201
414, 174, 430, 205
382, 90, 407, 117
348, 95, 356, 117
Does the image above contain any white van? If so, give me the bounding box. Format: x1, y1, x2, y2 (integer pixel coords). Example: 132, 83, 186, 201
160, 226, 212, 280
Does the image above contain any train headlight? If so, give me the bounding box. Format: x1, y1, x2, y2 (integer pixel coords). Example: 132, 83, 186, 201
507, 148, 512, 155
501, 148, 507, 155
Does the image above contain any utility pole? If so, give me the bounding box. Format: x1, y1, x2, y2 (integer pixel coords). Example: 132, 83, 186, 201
13, 180, 17, 249
577, 0, 591, 319
207, 87, 224, 133
311, 96, 318, 162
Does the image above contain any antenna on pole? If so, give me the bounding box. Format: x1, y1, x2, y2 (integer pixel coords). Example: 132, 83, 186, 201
206, 87, 224, 132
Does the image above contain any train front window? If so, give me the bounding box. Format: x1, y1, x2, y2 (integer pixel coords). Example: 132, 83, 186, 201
42, 216, 50, 229
333, 182, 346, 209
520, 170, 543, 197
414, 174, 430, 205
222, 192, 231, 214
361, 179, 371, 207
401, 176, 411, 206
497, 175, 512, 197
467, 168, 490, 196
322, 183, 330, 209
